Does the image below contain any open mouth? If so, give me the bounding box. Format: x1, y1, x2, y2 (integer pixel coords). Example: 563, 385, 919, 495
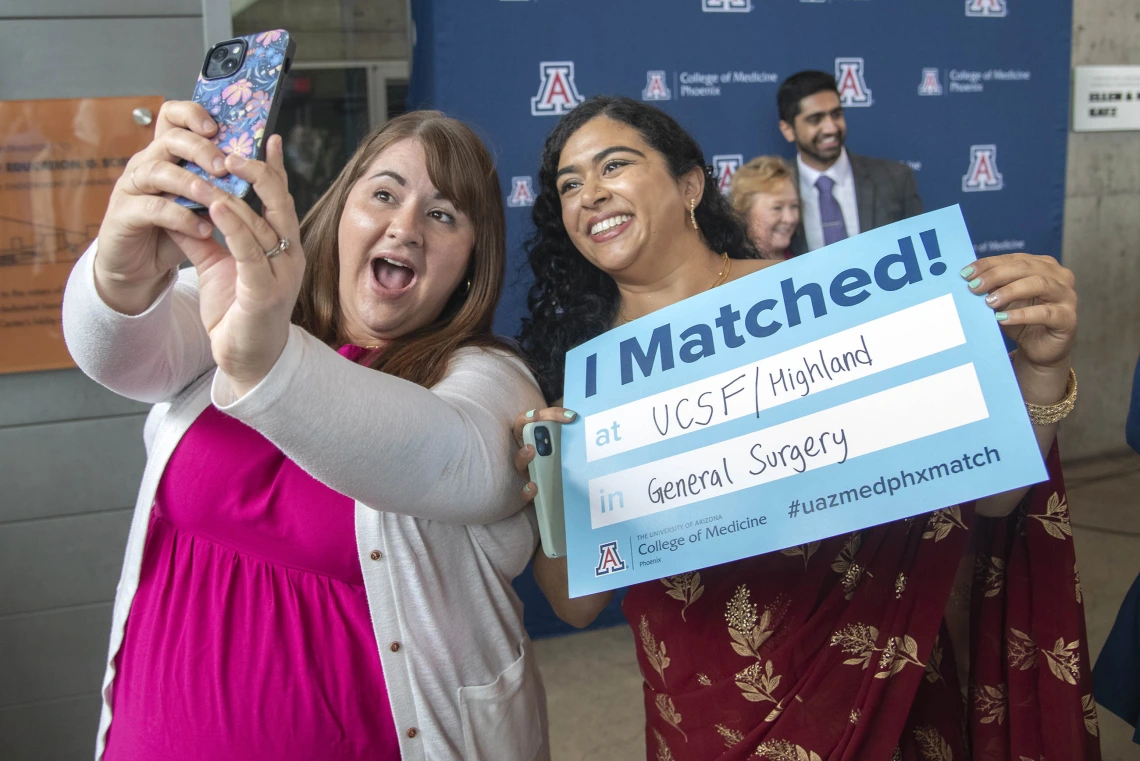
588, 213, 633, 241
371, 256, 416, 294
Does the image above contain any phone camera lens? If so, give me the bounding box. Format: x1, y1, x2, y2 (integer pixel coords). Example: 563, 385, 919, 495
534, 426, 552, 457
220, 57, 239, 75
211, 47, 228, 62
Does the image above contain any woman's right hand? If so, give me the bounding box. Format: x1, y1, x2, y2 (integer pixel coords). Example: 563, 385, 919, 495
511, 406, 577, 501
93, 101, 230, 314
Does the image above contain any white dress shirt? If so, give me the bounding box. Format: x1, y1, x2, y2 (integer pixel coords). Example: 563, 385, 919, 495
797, 148, 861, 252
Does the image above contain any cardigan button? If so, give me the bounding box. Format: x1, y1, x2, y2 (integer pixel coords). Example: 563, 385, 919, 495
390, 642, 401, 652
406, 728, 418, 739
370, 550, 382, 561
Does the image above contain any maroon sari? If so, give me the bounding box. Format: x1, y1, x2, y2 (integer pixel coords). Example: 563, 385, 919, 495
622, 444, 1101, 760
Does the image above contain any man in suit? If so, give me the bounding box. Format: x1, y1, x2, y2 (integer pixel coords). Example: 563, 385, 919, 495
777, 70, 923, 255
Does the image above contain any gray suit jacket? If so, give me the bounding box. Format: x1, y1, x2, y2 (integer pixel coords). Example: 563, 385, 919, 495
790, 152, 923, 256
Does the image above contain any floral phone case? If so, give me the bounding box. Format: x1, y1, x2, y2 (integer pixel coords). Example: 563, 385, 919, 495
175, 30, 295, 209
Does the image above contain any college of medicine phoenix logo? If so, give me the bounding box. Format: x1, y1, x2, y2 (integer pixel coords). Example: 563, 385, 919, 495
530, 61, 584, 116
966, 0, 1007, 17
962, 145, 1004, 192
702, 0, 752, 11
642, 71, 672, 101
595, 541, 627, 577
506, 176, 536, 207
918, 68, 943, 96
835, 58, 873, 107
711, 154, 743, 195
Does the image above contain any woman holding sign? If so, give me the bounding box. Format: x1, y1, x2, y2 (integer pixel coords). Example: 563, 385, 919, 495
514, 96, 1096, 761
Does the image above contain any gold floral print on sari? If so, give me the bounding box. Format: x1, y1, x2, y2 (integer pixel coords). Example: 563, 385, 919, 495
660, 572, 704, 622
974, 683, 1007, 725
653, 729, 675, 761
829, 623, 925, 679
913, 725, 953, 761
1007, 628, 1038, 671
1030, 492, 1072, 540
725, 585, 776, 660
875, 634, 925, 679
830, 533, 861, 575
925, 636, 945, 684
976, 555, 1006, 598
640, 615, 671, 688
734, 660, 782, 704
755, 739, 823, 761
894, 571, 907, 599
1082, 693, 1099, 737
923, 506, 967, 542
1042, 636, 1080, 685
781, 540, 820, 568
715, 723, 743, 748
656, 693, 686, 741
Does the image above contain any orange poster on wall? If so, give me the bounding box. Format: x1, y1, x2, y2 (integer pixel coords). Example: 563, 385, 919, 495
0, 96, 163, 373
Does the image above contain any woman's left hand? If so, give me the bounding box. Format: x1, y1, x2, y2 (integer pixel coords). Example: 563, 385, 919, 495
963, 252, 1077, 369
175, 135, 305, 396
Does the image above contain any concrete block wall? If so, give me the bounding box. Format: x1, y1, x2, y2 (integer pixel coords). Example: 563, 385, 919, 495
1062, 0, 1140, 460
0, 2, 206, 758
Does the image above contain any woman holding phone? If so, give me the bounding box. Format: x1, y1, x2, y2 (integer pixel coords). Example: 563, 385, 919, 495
64, 102, 547, 760
514, 96, 1095, 760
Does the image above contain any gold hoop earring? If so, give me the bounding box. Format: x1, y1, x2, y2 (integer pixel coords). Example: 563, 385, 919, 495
690, 199, 698, 230
462, 278, 472, 295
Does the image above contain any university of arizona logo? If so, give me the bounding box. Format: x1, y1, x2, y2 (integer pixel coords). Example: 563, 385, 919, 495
702, 0, 752, 11
965, 0, 1007, 17
530, 61, 584, 116
642, 71, 672, 101
595, 541, 627, 576
835, 58, 872, 107
962, 145, 1004, 192
711, 154, 743, 195
918, 68, 943, 96
507, 176, 536, 207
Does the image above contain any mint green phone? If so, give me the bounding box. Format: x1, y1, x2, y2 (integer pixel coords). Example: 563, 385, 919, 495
522, 421, 566, 558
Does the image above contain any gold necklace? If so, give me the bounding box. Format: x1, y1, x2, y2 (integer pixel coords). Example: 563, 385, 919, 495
617, 251, 730, 325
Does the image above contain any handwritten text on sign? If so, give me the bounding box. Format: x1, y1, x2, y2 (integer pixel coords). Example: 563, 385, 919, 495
561, 207, 1046, 597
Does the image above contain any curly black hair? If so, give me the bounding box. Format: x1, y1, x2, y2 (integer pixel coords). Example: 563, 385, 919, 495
517, 96, 760, 402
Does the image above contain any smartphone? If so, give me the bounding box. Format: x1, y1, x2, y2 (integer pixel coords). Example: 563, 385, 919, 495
175, 30, 296, 209
522, 421, 566, 558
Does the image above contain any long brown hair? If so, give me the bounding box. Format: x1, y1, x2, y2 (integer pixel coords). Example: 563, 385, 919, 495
292, 111, 514, 388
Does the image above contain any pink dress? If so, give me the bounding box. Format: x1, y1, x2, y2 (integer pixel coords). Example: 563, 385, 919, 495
103, 346, 401, 760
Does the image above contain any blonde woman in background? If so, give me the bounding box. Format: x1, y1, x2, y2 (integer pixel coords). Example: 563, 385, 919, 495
729, 156, 801, 260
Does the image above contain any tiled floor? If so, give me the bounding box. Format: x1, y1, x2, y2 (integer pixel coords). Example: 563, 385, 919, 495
534, 453, 1140, 761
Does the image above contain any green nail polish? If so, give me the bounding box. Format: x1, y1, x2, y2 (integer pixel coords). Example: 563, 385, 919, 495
995, 312, 1009, 322
960, 266, 974, 278
968, 277, 983, 289
563, 410, 577, 419
525, 410, 535, 419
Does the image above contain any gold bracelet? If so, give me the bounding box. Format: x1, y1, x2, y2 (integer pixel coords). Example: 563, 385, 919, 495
1025, 367, 1078, 426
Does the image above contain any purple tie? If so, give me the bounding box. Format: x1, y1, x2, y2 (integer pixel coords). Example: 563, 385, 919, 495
815, 175, 848, 246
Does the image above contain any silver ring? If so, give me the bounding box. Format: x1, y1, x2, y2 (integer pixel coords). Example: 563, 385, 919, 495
128, 167, 141, 193
264, 238, 289, 259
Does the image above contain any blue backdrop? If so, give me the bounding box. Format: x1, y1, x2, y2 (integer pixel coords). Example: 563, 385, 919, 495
408, 0, 1072, 637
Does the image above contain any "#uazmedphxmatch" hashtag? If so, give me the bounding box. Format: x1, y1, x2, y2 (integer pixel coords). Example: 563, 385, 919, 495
784, 446, 1001, 520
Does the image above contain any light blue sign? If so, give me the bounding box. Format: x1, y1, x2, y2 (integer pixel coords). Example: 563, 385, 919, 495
561, 206, 1047, 597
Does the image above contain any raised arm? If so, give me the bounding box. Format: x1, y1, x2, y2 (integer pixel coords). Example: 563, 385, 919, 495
63, 247, 214, 402
61, 101, 235, 402
966, 253, 1078, 517
213, 330, 544, 524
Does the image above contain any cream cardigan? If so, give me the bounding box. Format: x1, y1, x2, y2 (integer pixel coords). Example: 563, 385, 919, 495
62, 246, 549, 761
